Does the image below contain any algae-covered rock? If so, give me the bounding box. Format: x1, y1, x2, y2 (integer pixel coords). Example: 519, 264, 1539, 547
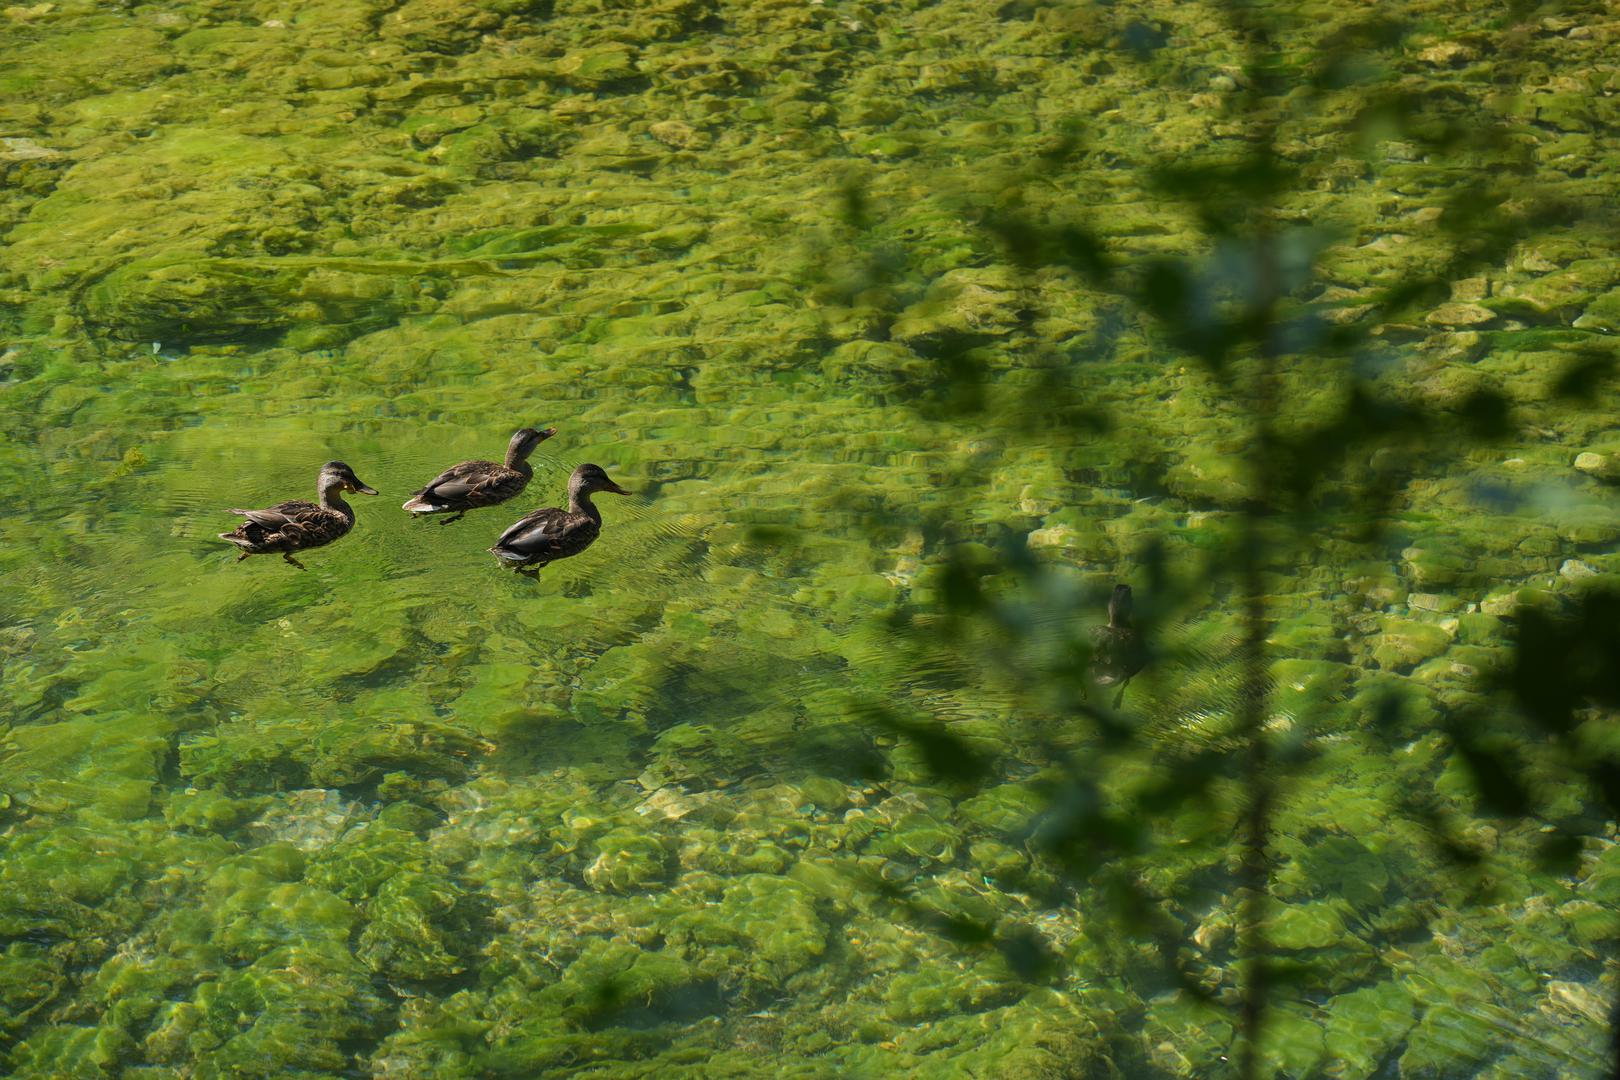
1399, 543, 1475, 590
584, 827, 671, 893
308, 719, 486, 790
180, 718, 484, 795
969, 839, 1029, 889
796, 775, 851, 812
357, 871, 471, 981
1283, 835, 1389, 911
1322, 979, 1415, 1080
958, 782, 1044, 836
1259, 1005, 1328, 1078
665, 874, 826, 992
189, 943, 387, 1076
685, 828, 794, 876
554, 44, 640, 89
1579, 843, 1620, 902
1267, 899, 1352, 951
1551, 505, 1620, 546
1164, 447, 1250, 507
538, 938, 713, 1027
1142, 991, 1235, 1076
0, 826, 154, 947
1574, 287, 1620, 332
164, 788, 265, 834
1425, 301, 1495, 327
883, 951, 1024, 1023
1573, 449, 1620, 482
1397, 999, 1496, 1077
7, 1025, 129, 1079
306, 820, 434, 900
1269, 658, 1352, 724
0, 942, 65, 1038
1505, 901, 1585, 971
1558, 898, 1620, 946
1478, 585, 1557, 618
1396, 952, 1536, 1078
648, 119, 711, 151
1371, 617, 1451, 673
213, 881, 355, 962
868, 812, 961, 864
889, 268, 1032, 344
85, 256, 407, 346
240, 790, 358, 851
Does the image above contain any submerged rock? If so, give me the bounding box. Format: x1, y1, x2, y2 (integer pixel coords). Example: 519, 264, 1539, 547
1371, 617, 1451, 673
1425, 301, 1494, 327
889, 268, 1032, 343
584, 828, 671, 893
0, 137, 64, 161
1574, 449, 1620, 482
85, 256, 410, 347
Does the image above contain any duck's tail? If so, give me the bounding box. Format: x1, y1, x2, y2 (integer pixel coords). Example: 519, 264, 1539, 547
402, 495, 444, 513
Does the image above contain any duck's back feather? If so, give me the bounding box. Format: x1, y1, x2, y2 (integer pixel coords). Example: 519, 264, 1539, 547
490, 507, 599, 564
404, 460, 526, 512
221, 500, 349, 553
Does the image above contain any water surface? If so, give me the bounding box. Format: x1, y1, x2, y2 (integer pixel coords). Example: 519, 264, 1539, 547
2, 0, 1618, 1076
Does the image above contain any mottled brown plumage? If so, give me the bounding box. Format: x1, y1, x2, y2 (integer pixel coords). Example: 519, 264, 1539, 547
403, 426, 556, 524
219, 461, 378, 569
489, 463, 630, 577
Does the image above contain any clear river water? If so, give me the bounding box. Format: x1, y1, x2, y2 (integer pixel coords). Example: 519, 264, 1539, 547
2, 0, 1619, 1076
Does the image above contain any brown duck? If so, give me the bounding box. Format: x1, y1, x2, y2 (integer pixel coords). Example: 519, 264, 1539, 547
488, 463, 630, 577
219, 461, 378, 569
402, 426, 557, 525
1089, 584, 1149, 707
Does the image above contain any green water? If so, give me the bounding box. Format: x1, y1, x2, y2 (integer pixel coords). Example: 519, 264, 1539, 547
3, 0, 1620, 1075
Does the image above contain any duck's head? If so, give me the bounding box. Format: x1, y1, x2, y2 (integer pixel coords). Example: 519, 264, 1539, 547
569, 463, 631, 497
508, 426, 557, 464
320, 461, 379, 495
1108, 583, 1133, 626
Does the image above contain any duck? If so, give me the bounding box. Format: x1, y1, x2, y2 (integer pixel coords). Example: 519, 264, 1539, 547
219, 461, 378, 569
402, 426, 557, 525
488, 463, 631, 577
1088, 583, 1148, 707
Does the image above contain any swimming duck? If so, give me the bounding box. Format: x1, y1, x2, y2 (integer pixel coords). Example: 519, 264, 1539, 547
402, 426, 557, 524
1088, 584, 1148, 707
219, 461, 378, 569
489, 463, 630, 577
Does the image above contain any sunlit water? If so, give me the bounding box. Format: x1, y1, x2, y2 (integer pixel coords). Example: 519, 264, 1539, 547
2, 0, 1618, 1076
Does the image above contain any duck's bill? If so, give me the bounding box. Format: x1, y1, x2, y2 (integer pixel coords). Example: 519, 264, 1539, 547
605, 482, 631, 496
537, 426, 559, 440
354, 483, 380, 495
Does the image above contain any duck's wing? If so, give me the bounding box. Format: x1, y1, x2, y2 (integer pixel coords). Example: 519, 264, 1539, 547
412, 460, 487, 499
493, 507, 575, 556
224, 500, 337, 547
407, 460, 521, 509
228, 500, 319, 528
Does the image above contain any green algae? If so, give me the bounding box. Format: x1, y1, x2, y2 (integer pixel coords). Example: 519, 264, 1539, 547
2, 0, 1620, 1075
179, 717, 485, 795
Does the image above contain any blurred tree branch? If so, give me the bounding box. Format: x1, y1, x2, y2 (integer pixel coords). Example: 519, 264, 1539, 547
812, 0, 1620, 1074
